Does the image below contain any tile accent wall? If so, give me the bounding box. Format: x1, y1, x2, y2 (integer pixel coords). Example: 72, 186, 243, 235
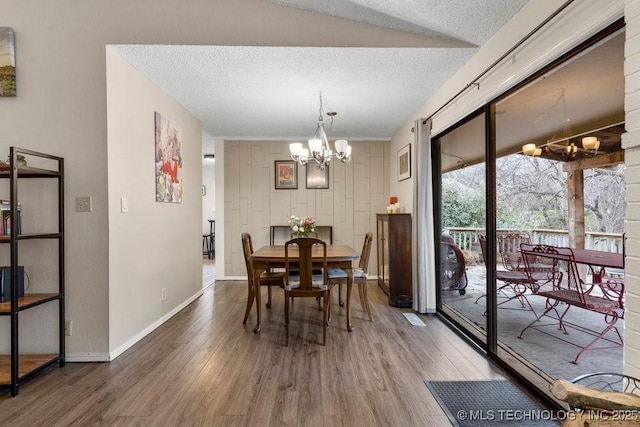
224, 140, 390, 277
624, 0, 640, 378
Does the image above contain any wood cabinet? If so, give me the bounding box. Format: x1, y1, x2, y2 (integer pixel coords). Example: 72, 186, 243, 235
376, 213, 412, 308
0, 148, 65, 396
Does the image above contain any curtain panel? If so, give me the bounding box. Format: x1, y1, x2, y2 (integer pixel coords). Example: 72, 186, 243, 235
413, 119, 436, 313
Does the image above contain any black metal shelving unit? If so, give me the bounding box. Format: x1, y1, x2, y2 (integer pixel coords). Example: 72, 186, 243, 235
0, 147, 65, 396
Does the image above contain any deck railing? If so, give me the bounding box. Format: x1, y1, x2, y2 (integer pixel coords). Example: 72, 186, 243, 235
443, 227, 624, 253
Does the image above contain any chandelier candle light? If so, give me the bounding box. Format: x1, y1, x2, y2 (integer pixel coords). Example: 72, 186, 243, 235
582, 136, 600, 152
289, 92, 352, 170
522, 143, 542, 156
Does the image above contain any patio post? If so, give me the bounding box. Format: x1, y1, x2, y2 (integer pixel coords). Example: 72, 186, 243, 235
567, 168, 585, 249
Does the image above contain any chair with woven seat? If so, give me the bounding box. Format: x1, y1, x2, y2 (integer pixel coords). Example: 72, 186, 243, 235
328, 232, 374, 321
284, 237, 332, 346
241, 232, 285, 325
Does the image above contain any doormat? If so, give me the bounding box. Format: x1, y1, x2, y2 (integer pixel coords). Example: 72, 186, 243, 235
424, 380, 559, 426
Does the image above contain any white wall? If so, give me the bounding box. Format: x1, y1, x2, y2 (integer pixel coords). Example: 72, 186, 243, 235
215, 139, 226, 274
106, 48, 203, 358
202, 131, 216, 234
202, 163, 216, 234
390, 127, 416, 215
202, 165, 216, 233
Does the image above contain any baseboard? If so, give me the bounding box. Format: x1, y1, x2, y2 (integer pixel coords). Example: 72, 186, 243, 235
108, 289, 204, 361
220, 276, 249, 281
65, 353, 111, 362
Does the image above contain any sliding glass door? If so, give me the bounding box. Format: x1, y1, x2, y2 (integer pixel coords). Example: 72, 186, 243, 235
437, 112, 487, 346
433, 23, 625, 394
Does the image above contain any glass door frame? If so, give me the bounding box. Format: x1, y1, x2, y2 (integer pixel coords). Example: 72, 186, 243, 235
431, 18, 625, 400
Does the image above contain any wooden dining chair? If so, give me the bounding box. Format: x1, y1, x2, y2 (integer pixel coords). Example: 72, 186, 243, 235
327, 232, 374, 321
284, 237, 331, 346
241, 232, 285, 325
290, 231, 321, 276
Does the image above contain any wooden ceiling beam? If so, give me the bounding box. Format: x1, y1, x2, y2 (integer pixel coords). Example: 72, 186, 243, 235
562, 150, 625, 172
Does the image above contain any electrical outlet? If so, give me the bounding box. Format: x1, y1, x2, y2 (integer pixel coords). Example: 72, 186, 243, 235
161, 288, 167, 301
65, 320, 72, 336
75, 196, 92, 212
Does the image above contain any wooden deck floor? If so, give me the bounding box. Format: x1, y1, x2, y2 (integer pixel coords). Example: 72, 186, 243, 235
0, 279, 508, 426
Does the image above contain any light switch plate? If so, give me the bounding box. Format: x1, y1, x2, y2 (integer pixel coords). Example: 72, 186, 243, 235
75, 196, 92, 212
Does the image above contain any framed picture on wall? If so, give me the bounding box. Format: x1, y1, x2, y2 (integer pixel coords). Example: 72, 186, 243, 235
306, 162, 329, 189
0, 28, 16, 97
398, 143, 411, 181
155, 111, 183, 203
275, 160, 298, 189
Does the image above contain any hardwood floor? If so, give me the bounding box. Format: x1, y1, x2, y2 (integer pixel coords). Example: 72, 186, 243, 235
0, 280, 508, 426
203, 258, 216, 289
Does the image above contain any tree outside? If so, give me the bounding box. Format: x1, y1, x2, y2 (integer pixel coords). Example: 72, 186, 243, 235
442, 154, 625, 234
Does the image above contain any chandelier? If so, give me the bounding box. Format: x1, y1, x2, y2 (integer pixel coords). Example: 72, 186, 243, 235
289, 92, 352, 170
522, 88, 599, 159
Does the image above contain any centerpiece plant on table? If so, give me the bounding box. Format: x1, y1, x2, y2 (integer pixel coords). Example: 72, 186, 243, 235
289, 215, 315, 237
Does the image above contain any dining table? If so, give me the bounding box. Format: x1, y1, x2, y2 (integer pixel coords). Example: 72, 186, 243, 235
249, 244, 359, 334
571, 248, 624, 283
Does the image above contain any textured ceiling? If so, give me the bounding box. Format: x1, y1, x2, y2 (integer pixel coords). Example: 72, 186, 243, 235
112, 0, 529, 145
268, 0, 527, 46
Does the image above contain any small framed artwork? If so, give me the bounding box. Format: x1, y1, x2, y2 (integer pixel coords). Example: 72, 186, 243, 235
275, 160, 298, 189
306, 162, 329, 189
0, 28, 16, 97
398, 143, 411, 181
